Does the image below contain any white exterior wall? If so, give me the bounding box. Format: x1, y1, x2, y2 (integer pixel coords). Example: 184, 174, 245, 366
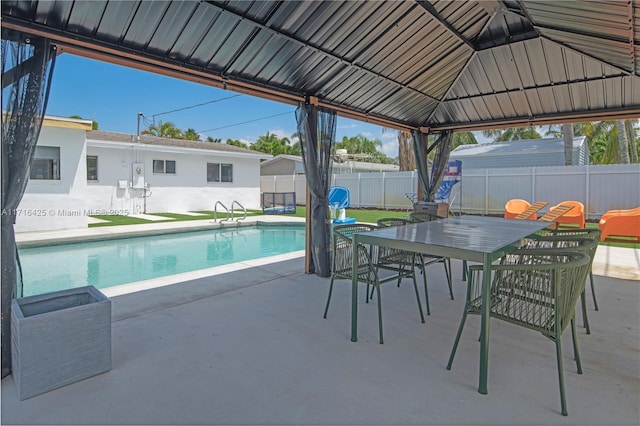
86, 143, 264, 214
16, 125, 88, 232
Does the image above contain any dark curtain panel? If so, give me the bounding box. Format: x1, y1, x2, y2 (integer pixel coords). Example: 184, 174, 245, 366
296, 102, 336, 277
1, 33, 57, 379
411, 130, 430, 201
411, 130, 453, 202
427, 130, 453, 201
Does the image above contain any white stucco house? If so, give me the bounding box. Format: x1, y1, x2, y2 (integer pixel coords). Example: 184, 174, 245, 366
16, 116, 93, 232
16, 116, 271, 232
85, 130, 271, 215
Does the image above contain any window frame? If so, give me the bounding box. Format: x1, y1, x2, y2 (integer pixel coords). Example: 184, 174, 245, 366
153, 159, 176, 175
30, 146, 60, 181
207, 162, 233, 183
87, 155, 98, 181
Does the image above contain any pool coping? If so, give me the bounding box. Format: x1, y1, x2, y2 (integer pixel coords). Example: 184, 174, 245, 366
15, 215, 306, 248
101, 249, 306, 299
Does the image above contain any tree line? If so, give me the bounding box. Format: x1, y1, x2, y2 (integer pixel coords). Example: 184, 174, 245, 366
139, 119, 395, 162
76, 116, 639, 168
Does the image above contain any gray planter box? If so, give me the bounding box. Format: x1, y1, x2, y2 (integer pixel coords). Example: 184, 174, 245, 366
11, 286, 111, 400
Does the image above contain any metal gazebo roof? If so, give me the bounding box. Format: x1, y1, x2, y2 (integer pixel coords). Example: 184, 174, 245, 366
2, 0, 640, 132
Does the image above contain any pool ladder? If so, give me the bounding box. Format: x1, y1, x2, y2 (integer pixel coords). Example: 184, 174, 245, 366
214, 200, 247, 225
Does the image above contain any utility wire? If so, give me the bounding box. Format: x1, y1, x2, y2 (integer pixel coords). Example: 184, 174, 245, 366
148, 94, 243, 119
197, 110, 294, 134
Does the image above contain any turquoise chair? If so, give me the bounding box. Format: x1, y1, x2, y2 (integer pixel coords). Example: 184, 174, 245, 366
329, 186, 355, 224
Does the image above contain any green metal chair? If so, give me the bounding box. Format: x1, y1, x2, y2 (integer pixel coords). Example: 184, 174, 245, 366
375, 218, 416, 289
447, 250, 591, 416
405, 215, 454, 311
524, 234, 600, 334
540, 228, 602, 312
323, 223, 425, 344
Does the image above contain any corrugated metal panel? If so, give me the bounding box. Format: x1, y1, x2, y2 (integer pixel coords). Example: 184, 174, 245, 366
431, 0, 492, 41
474, 6, 538, 50
524, 0, 634, 73
449, 137, 588, 169
2, 0, 639, 132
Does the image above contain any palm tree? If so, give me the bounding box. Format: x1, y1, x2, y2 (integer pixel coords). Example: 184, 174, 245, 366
582, 121, 637, 164
482, 126, 541, 142
142, 120, 182, 139
251, 132, 296, 155
225, 138, 248, 148
334, 134, 393, 164
451, 131, 478, 149
626, 120, 639, 163
397, 130, 415, 171
182, 128, 201, 141
562, 123, 573, 165
616, 120, 631, 164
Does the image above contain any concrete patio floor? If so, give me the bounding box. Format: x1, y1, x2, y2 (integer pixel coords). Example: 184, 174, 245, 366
2, 243, 639, 424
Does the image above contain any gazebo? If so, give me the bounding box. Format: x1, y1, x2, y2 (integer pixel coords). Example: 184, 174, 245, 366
2, 0, 639, 378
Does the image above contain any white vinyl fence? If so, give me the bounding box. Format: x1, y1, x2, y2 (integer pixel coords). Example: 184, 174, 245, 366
260, 164, 640, 220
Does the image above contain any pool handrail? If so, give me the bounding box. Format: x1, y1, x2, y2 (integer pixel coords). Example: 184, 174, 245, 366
231, 201, 247, 222
214, 201, 231, 223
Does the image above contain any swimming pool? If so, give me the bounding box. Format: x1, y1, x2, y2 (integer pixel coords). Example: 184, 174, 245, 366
18, 225, 306, 297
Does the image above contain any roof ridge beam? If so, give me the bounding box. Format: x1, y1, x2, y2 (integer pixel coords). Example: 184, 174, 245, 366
414, 1, 476, 51
203, 1, 440, 104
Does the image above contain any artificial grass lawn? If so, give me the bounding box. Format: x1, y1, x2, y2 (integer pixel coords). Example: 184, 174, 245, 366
89, 210, 263, 227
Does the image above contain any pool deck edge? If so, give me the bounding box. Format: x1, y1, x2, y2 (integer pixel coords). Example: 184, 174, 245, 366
15, 215, 306, 247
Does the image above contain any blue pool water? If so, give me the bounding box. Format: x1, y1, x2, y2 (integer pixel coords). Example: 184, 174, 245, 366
19, 225, 306, 296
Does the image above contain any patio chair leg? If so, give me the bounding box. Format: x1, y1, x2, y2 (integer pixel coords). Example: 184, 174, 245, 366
462, 260, 468, 281
411, 273, 425, 323
580, 291, 591, 334
448, 268, 474, 369
444, 258, 454, 300
571, 317, 583, 374
421, 266, 431, 316
555, 339, 568, 416
447, 310, 468, 370
376, 284, 384, 344
323, 276, 335, 318
590, 272, 599, 311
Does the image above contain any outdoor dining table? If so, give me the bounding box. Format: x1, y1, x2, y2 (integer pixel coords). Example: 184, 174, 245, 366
351, 215, 551, 395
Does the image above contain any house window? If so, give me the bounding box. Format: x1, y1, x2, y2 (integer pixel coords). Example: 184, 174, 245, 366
153, 160, 176, 174
30, 146, 60, 180
207, 163, 233, 183
87, 155, 98, 181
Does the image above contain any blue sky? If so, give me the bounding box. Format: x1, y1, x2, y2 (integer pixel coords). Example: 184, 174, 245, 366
46, 54, 408, 157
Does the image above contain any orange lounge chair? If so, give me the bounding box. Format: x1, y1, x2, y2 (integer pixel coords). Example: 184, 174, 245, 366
514, 201, 548, 220
598, 207, 640, 242
548, 201, 586, 228
504, 199, 533, 219
599, 206, 640, 222
538, 204, 575, 229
